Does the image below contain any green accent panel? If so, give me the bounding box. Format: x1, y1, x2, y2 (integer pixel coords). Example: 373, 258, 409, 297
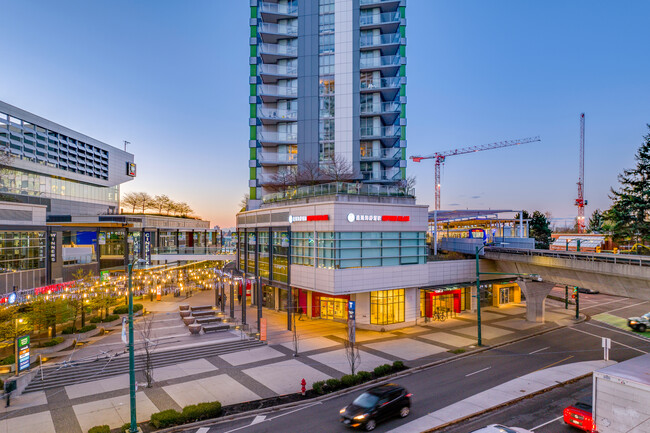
401, 126, 406, 139
400, 65, 406, 77
400, 6, 406, 19
250, 26, 257, 38
250, 45, 257, 57
250, 125, 257, 140
401, 148, 406, 159
400, 26, 406, 38
251, 6, 257, 18
250, 84, 257, 96
249, 187, 257, 200
250, 103, 257, 118
400, 45, 406, 57
401, 167, 406, 180
250, 167, 256, 180
250, 64, 257, 76
250, 147, 257, 160
400, 104, 406, 118
400, 84, 406, 97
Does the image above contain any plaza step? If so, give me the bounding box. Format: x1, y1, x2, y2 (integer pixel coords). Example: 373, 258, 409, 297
23, 338, 265, 393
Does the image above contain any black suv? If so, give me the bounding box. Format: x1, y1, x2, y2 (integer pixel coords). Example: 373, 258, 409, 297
340, 383, 411, 431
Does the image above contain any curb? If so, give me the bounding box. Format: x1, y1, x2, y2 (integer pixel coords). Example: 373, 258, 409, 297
423, 372, 594, 432
157, 316, 585, 433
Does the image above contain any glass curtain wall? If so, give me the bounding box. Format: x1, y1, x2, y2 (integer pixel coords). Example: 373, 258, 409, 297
258, 231, 270, 278
370, 289, 405, 325
0, 231, 46, 272
272, 230, 289, 283
318, 0, 335, 162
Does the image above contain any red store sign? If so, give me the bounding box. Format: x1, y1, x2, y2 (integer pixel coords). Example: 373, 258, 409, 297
34, 281, 76, 296
289, 214, 329, 223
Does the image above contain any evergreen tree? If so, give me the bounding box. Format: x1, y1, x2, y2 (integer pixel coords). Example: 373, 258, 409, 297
529, 211, 552, 249
587, 209, 604, 233
606, 126, 650, 243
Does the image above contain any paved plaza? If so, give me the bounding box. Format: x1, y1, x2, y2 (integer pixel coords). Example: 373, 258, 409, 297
0, 289, 576, 432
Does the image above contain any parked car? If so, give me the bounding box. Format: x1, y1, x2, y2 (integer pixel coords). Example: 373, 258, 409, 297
339, 383, 411, 431
469, 425, 533, 433
627, 312, 650, 332
577, 287, 599, 294
563, 399, 595, 432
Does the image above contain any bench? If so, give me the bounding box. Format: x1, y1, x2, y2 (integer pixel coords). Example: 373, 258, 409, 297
190, 305, 213, 312
196, 317, 222, 325
202, 324, 230, 333
192, 310, 215, 318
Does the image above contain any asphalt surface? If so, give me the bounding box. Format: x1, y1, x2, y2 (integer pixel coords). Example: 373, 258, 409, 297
178, 291, 650, 433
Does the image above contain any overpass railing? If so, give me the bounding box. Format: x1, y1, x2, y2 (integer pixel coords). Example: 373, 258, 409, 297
152, 246, 235, 255
484, 247, 650, 267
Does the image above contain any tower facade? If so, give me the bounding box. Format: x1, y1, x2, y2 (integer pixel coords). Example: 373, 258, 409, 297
249, 0, 407, 208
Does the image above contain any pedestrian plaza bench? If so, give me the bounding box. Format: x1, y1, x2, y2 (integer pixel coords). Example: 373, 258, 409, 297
192, 310, 215, 318
191, 305, 213, 312
202, 324, 230, 333
196, 317, 222, 325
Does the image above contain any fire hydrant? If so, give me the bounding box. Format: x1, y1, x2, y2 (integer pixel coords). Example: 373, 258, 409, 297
301, 378, 306, 396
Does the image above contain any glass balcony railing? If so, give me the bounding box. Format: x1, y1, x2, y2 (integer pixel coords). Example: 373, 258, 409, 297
360, 0, 400, 5
259, 43, 298, 57
361, 169, 401, 181
360, 11, 400, 26
258, 152, 297, 164
259, 22, 298, 36
258, 84, 298, 98
360, 33, 400, 47
259, 1, 298, 16
257, 130, 298, 143
360, 55, 401, 69
259, 63, 298, 76
262, 181, 414, 204
360, 125, 401, 138
257, 107, 298, 121
360, 148, 401, 159
360, 101, 401, 115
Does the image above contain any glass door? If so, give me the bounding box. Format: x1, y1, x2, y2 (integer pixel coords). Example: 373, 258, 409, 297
500, 287, 509, 305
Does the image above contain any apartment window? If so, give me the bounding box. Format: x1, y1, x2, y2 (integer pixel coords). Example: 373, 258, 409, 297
370, 289, 405, 325
319, 96, 335, 118
320, 34, 334, 53
319, 120, 335, 141
360, 142, 373, 158
360, 117, 374, 136
319, 141, 335, 161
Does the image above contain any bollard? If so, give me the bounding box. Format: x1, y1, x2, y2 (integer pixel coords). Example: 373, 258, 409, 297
301, 378, 306, 396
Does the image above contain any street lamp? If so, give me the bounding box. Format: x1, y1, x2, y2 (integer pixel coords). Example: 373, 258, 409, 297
127, 258, 146, 433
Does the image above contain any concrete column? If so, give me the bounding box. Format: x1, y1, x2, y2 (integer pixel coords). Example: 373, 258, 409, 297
516, 279, 554, 323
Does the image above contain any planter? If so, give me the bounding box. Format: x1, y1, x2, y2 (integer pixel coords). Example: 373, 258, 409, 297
182, 316, 196, 326
188, 324, 202, 335
179, 304, 190, 311
180, 310, 192, 318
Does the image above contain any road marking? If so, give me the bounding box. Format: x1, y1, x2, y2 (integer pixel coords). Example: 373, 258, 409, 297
195, 428, 210, 433
570, 326, 647, 354
267, 401, 322, 421
250, 415, 266, 425
529, 346, 550, 354
531, 415, 563, 431
605, 300, 649, 314
584, 321, 650, 344
534, 355, 573, 372
583, 298, 628, 309
465, 366, 491, 377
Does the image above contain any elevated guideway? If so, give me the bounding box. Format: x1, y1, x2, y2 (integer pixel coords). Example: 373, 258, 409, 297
484, 247, 650, 299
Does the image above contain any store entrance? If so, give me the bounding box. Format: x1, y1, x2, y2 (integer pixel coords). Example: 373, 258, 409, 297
499, 287, 510, 305
319, 297, 348, 321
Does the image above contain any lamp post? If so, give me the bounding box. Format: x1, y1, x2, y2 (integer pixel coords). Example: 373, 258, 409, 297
127, 258, 145, 433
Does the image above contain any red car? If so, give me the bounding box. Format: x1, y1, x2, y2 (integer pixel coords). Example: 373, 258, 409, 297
563, 400, 595, 432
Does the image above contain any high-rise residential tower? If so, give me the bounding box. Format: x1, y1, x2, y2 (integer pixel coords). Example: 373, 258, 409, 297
249, 0, 407, 209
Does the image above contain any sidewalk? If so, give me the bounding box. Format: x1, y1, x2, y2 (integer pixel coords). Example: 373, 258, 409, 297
387, 360, 615, 433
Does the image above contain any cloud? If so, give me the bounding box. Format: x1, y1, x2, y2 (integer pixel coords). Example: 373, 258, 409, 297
448, 203, 460, 206
471, 195, 481, 199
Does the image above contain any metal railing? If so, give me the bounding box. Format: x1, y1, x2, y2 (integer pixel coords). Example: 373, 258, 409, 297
262, 181, 414, 204
152, 246, 235, 255
484, 247, 650, 268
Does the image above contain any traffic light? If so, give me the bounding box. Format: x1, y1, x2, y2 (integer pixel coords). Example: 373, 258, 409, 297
572, 287, 578, 299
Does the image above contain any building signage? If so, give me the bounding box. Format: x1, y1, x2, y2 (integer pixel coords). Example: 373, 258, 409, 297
346, 213, 410, 223
143, 232, 151, 264
289, 214, 329, 223
126, 162, 137, 177
260, 318, 267, 341
17, 335, 30, 373
348, 301, 356, 321
34, 281, 75, 296
49, 233, 57, 262
98, 233, 106, 245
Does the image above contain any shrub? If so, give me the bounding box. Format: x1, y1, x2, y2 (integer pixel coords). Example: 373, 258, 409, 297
392, 360, 406, 372
62, 326, 75, 335
373, 364, 392, 377
181, 401, 222, 423
312, 380, 325, 395
79, 324, 97, 333
150, 409, 183, 429
113, 306, 128, 315
120, 422, 132, 432
340, 374, 358, 388
325, 378, 341, 392
134, 303, 144, 312
42, 337, 64, 347
87, 425, 110, 433
102, 314, 120, 322
0, 355, 15, 365
90, 316, 102, 324
357, 371, 372, 383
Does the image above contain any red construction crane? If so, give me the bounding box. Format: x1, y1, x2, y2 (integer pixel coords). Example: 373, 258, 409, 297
575, 113, 587, 233
411, 136, 541, 210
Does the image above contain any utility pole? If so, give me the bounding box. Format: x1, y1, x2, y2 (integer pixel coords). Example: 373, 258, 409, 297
575, 114, 587, 232
124, 140, 130, 152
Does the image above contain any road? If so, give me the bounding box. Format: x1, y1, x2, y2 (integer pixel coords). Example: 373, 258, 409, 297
177, 292, 650, 433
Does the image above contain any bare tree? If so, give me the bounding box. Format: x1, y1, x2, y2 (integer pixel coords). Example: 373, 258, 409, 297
344, 321, 361, 375
138, 313, 157, 388
398, 175, 417, 191
176, 202, 192, 217
239, 194, 249, 211
295, 160, 323, 186
137, 192, 154, 213
266, 169, 297, 192
322, 154, 355, 183
164, 200, 178, 215
292, 308, 299, 357
122, 192, 140, 213
153, 194, 171, 214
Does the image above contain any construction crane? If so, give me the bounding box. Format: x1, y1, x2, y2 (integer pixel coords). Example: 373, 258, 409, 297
411, 136, 541, 210
575, 113, 587, 233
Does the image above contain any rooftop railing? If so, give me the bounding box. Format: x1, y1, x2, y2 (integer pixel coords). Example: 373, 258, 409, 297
262, 181, 413, 204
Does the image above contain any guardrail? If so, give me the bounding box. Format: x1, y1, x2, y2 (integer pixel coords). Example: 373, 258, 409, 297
484, 247, 650, 268
152, 247, 236, 255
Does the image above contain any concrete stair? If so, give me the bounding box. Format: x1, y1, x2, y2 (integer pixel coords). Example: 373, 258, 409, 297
24, 338, 265, 393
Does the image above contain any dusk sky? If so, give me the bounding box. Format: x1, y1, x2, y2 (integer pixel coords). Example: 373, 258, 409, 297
1, 0, 649, 228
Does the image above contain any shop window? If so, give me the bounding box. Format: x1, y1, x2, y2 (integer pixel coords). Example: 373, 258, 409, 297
370, 289, 404, 325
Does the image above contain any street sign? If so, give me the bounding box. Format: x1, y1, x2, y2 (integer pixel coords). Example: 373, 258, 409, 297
17, 335, 30, 373
348, 301, 355, 321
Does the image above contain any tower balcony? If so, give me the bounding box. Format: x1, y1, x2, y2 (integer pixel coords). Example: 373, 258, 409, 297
360, 101, 401, 124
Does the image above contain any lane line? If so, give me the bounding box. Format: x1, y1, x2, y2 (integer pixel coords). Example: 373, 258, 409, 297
534, 355, 573, 372
569, 326, 647, 354
582, 298, 629, 309
584, 321, 650, 344
465, 366, 491, 377
250, 415, 266, 425
531, 415, 563, 431
604, 300, 649, 314
528, 346, 550, 354
195, 428, 210, 433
